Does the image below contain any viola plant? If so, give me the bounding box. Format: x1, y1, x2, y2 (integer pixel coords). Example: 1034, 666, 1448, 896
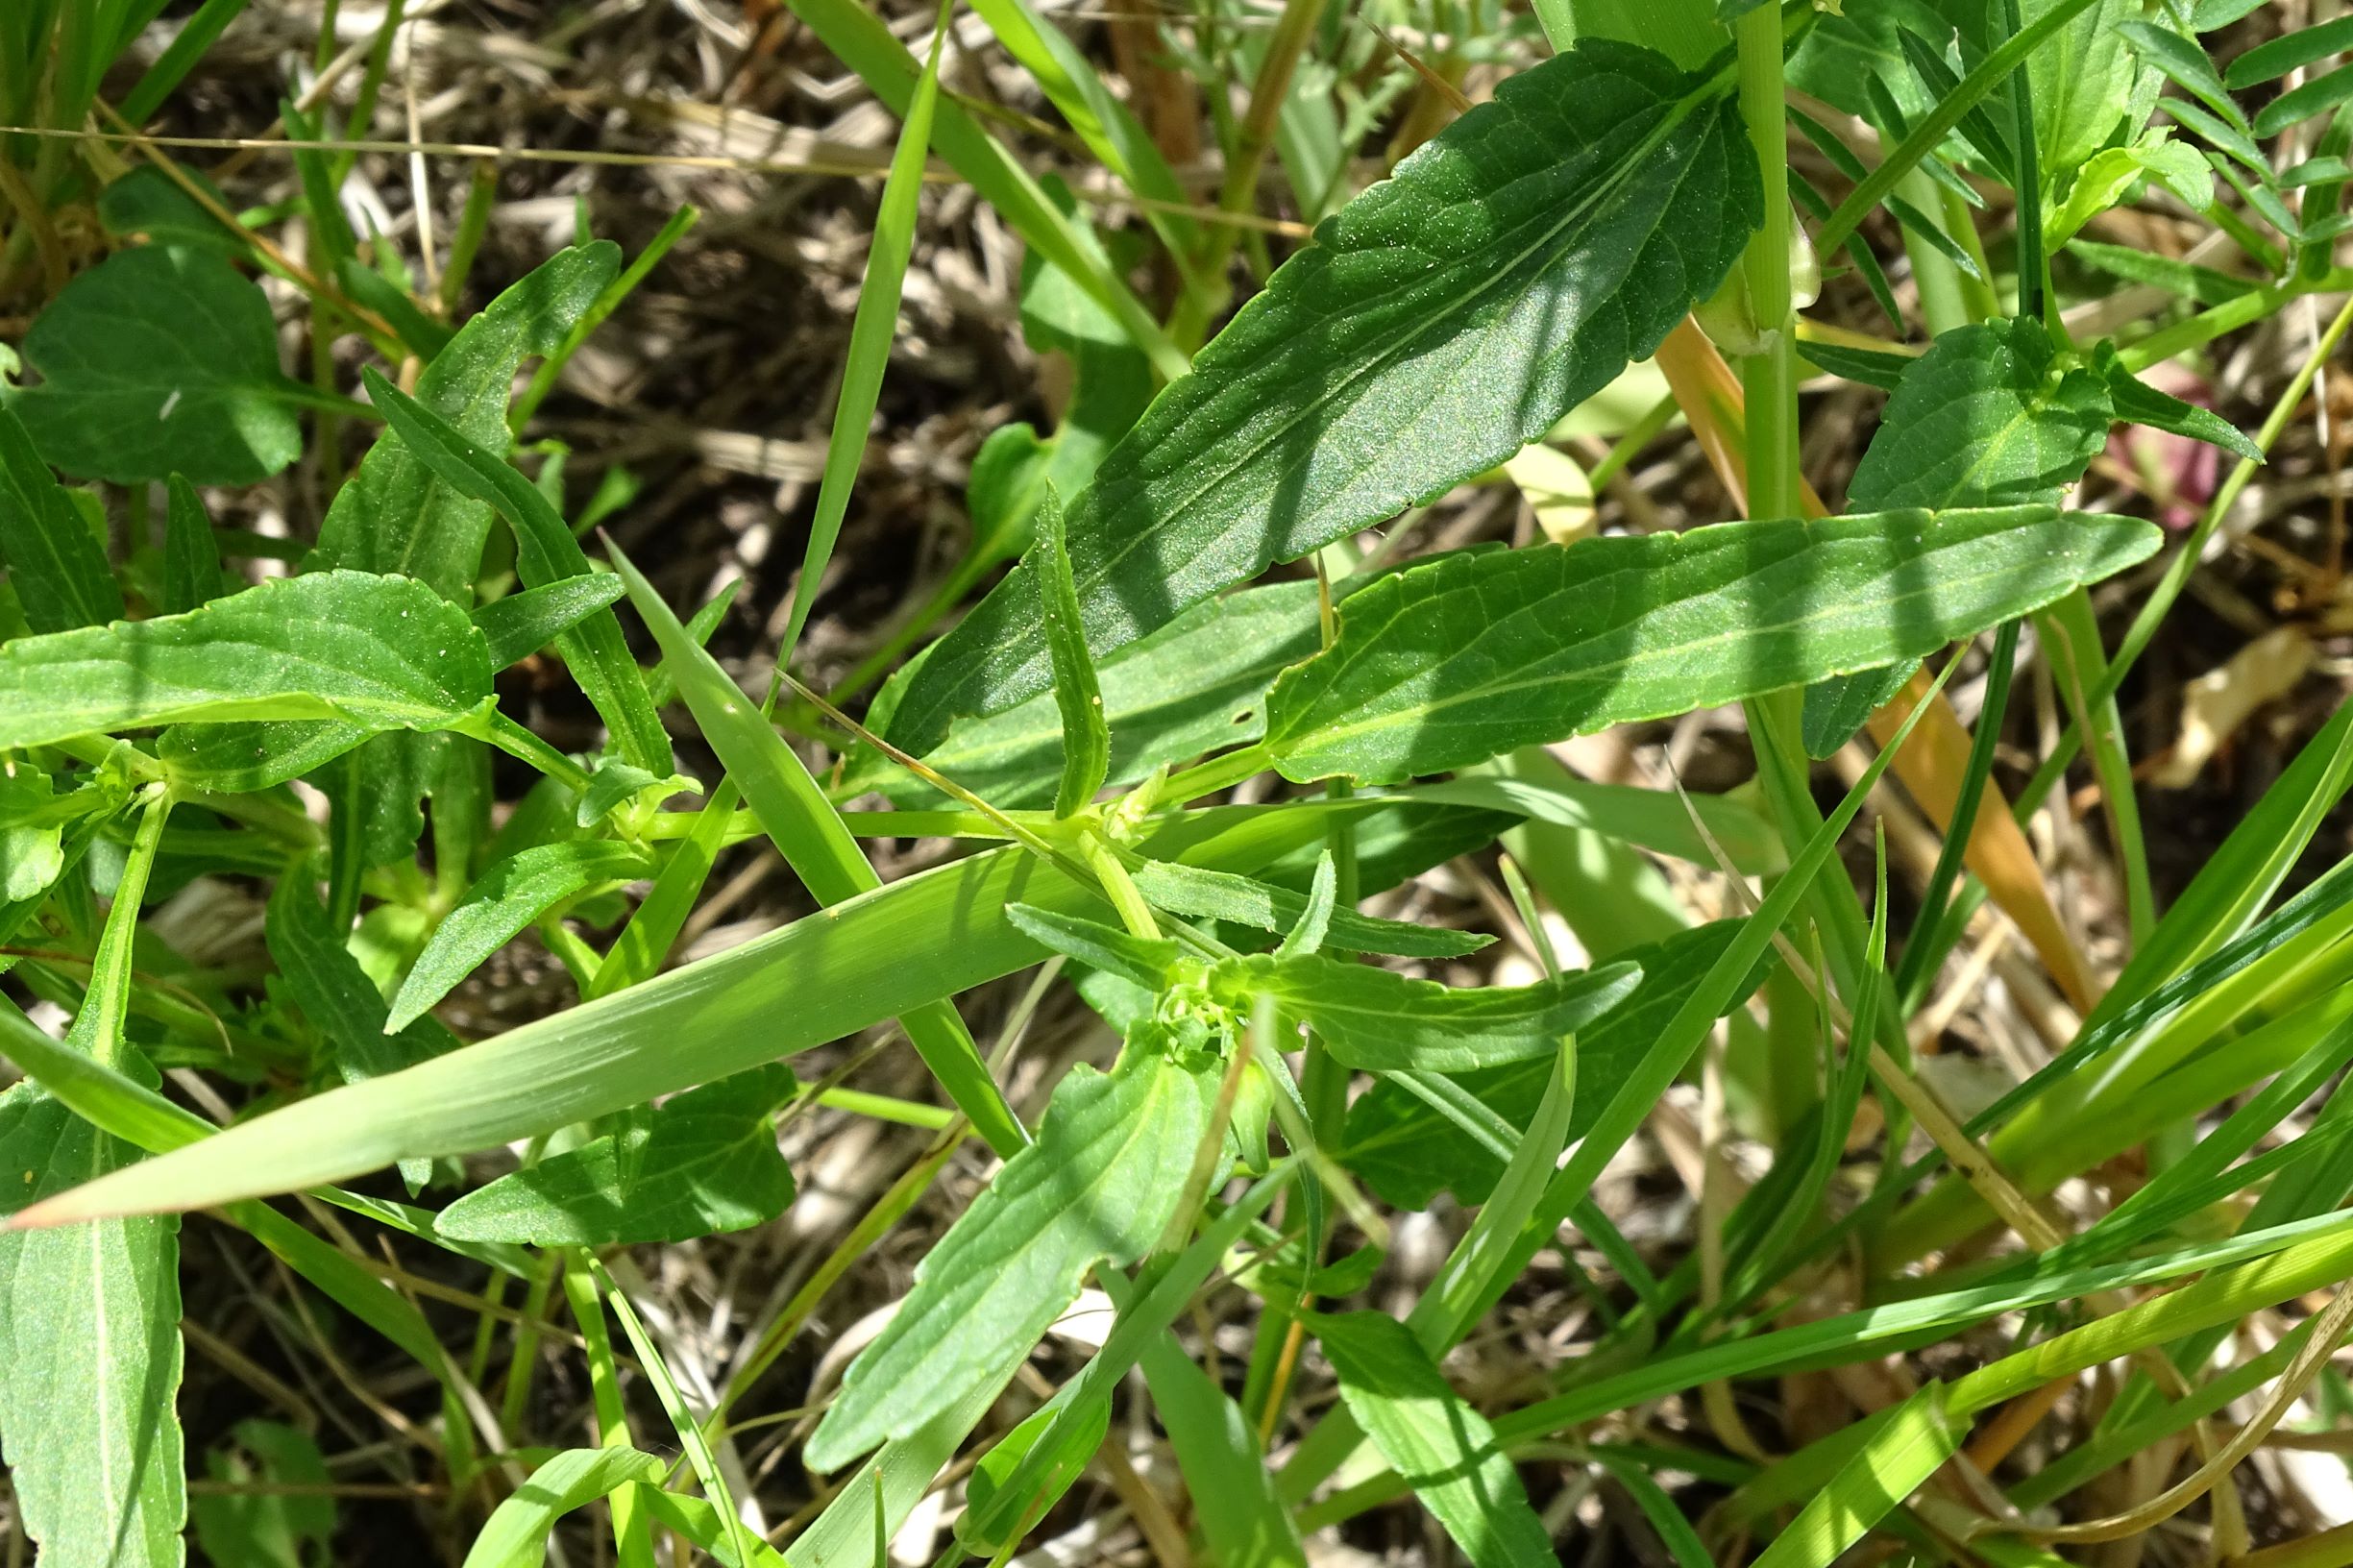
3, 0, 2353, 1563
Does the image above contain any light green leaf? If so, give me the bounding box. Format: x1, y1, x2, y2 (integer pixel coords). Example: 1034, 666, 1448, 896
311, 244, 621, 601
12, 245, 306, 484
12, 798, 1481, 1221
881, 40, 1756, 753
1341, 921, 1757, 1209
1005, 902, 1181, 991
957, 1395, 1112, 1556
1128, 858, 1492, 958
473, 573, 630, 669
1752, 1384, 1962, 1568
1311, 1310, 1554, 1568
1032, 487, 1109, 817
433, 1065, 796, 1245
1208, 950, 1639, 1072
2031, 1, 2172, 179
458, 1448, 666, 1568
1849, 319, 2113, 512
0, 1090, 185, 1568
360, 366, 673, 775
1262, 507, 2161, 785
388, 840, 651, 1032
1399, 772, 1782, 875
2229, 13, 2353, 86
0, 569, 496, 752
803, 1049, 1220, 1471
0, 405, 122, 632
0, 764, 65, 902
161, 476, 224, 614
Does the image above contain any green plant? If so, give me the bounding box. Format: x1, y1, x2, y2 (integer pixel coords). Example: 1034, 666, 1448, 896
5, 0, 2353, 1563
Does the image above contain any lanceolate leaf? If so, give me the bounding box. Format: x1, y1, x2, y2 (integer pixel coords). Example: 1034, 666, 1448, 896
0, 1091, 185, 1568
311, 243, 621, 600
1128, 858, 1493, 958
17, 798, 1495, 1221
0, 406, 122, 632
1341, 921, 1761, 1208
459, 1448, 667, 1568
160, 476, 224, 614
387, 840, 653, 1032
852, 577, 1322, 810
882, 40, 1757, 753
1208, 950, 1640, 1072
471, 573, 630, 670
1033, 488, 1111, 816
1262, 506, 2162, 785
12, 244, 307, 484
433, 1065, 797, 1246
1311, 1310, 1554, 1568
1848, 319, 2112, 512
0, 570, 496, 752
803, 1049, 1219, 1470
362, 367, 673, 776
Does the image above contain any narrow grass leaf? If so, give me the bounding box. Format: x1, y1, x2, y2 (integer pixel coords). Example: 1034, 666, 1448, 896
388, 841, 651, 1031
1400, 773, 1782, 873
608, 541, 1025, 1157
882, 40, 1756, 753
1752, 1385, 1961, 1567
1033, 487, 1111, 817
0, 570, 494, 751
804, 1050, 1219, 1470
1005, 903, 1181, 989
778, 14, 947, 655
457, 1448, 665, 1568
12, 245, 306, 484
1313, 1310, 1554, 1568
0, 406, 121, 631
312, 244, 619, 600
363, 368, 672, 775
12, 800, 1464, 1219
435, 1065, 795, 1245
1208, 950, 1639, 1071
1263, 507, 2158, 785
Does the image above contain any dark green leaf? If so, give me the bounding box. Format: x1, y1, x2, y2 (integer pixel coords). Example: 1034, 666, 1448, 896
311, 244, 621, 601
12, 245, 306, 484
434, 1065, 796, 1245
804, 1049, 1220, 1470
2096, 348, 2266, 461
96, 167, 247, 256
1262, 507, 2161, 785
161, 476, 224, 614
1311, 1311, 1554, 1568
2229, 16, 2353, 88
2257, 61, 2353, 137
1207, 950, 1640, 1071
881, 41, 1756, 753
336, 257, 454, 360
2069, 239, 2257, 305
851, 577, 1322, 810
0, 570, 495, 752
387, 841, 653, 1032
472, 573, 630, 670
2117, 19, 2244, 129
1031, 487, 1109, 817
0, 405, 122, 632
190, 1421, 332, 1568
1802, 662, 1919, 760
1849, 319, 2112, 512
1341, 921, 1760, 1208
1127, 857, 1492, 958
362, 366, 673, 775
1799, 340, 1917, 392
